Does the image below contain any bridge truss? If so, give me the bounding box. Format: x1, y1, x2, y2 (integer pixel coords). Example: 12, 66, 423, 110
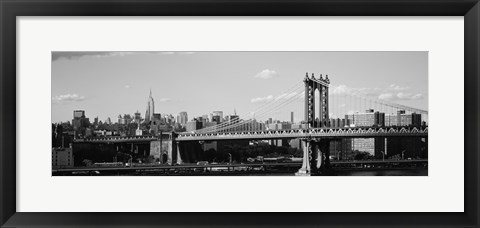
178, 126, 428, 141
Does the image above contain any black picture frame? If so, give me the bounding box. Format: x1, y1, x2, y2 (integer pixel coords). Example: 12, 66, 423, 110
1, 0, 479, 227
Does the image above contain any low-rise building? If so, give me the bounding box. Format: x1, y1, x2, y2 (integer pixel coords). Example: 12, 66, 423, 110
52, 145, 74, 169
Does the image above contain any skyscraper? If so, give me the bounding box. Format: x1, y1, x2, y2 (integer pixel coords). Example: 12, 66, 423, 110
134, 110, 142, 124
73, 110, 85, 119
178, 111, 188, 126
186, 119, 203, 132
72, 110, 89, 136
212, 111, 223, 122
145, 89, 155, 123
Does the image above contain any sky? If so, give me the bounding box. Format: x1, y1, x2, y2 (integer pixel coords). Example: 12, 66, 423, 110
51, 51, 428, 123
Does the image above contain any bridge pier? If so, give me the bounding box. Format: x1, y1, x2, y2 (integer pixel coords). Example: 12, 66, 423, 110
176, 142, 183, 165
317, 139, 331, 172
310, 139, 331, 175
167, 133, 183, 165
168, 141, 183, 165
311, 141, 321, 174
295, 140, 311, 176
296, 138, 331, 176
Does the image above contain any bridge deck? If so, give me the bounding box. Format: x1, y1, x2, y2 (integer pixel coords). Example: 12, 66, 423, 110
177, 126, 428, 141
74, 126, 428, 143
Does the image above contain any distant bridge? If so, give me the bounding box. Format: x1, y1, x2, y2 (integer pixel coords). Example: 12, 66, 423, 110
76, 135, 165, 143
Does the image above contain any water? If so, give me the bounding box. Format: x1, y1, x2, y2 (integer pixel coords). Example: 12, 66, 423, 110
141, 168, 428, 176
330, 168, 428, 176
215, 168, 428, 176
60, 167, 428, 176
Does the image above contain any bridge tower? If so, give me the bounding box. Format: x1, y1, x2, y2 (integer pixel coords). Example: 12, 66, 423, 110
297, 73, 331, 176
304, 72, 330, 128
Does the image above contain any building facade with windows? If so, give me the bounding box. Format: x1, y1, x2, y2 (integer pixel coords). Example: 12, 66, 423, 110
52, 146, 74, 169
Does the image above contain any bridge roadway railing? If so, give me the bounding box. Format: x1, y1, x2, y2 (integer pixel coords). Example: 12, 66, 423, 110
74, 135, 160, 143
176, 126, 428, 141
72, 126, 428, 143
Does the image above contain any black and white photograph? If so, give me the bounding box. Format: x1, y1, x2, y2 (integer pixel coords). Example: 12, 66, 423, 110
4, 1, 478, 226
51, 51, 428, 176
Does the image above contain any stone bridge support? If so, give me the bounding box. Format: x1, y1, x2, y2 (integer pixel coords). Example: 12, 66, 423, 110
296, 138, 331, 176
296, 140, 311, 176
150, 140, 174, 164
148, 133, 183, 165
168, 135, 183, 165
316, 139, 331, 172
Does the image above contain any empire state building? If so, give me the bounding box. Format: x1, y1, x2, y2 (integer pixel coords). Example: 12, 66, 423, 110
145, 89, 155, 123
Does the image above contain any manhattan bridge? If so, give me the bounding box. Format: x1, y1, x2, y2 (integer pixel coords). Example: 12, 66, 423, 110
80, 73, 428, 176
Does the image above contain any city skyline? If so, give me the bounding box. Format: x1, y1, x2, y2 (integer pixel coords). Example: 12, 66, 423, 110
52, 51, 428, 123
52, 51, 428, 176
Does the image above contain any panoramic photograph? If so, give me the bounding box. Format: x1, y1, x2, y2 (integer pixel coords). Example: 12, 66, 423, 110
51, 51, 428, 176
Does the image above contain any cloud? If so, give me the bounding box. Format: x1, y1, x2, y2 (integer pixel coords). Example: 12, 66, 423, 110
331, 85, 351, 95
378, 93, 394, 100
356, 87, 382, 96
275, 92, 298, 101
124, 85, 131, 89
378, 92, 424, 101
331, 84, 424, 101
331, 85, 381, 97
388, 84, 410, 91
159, 98, 172, 102
254, 69, 279, 79
251, 92, 299, 104
52, 51, 193, 61
251, 95, 274, 103
410, 94, 424, 100
52, 94, 86, 104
